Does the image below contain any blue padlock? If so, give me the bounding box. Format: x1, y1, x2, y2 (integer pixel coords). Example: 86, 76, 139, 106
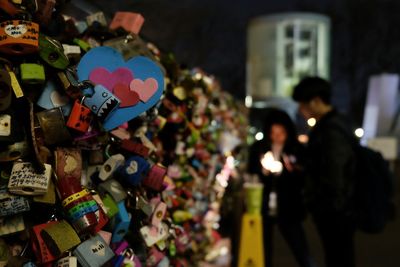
73, 234, 114, 267
83, 84, 120, 121
117, 155, 150, 186
111, 201, 131, 243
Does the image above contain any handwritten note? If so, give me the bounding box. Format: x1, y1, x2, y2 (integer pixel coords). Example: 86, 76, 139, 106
8, 162, 51, 195
0, 187, 30, 216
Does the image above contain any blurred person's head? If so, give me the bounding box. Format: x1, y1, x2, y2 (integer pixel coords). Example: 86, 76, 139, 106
263, 108, 297, 148
292, 77, 333, 121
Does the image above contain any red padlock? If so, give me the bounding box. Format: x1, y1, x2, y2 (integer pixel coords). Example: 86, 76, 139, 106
109, 12, 144, 35
67, 99, 92, 133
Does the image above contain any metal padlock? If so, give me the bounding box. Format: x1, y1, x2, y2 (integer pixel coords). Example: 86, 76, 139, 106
103, 34, 155, 61
19, 63, 45, 84
39, 34, 69, 69
86, 12, 107, 27
109, 12, 144, 34
66, 99, 92, 133
98, 153, 125, 181
7, 161, 51, 195
142, 164, 167, 191
111, 201, 131, 243
83, 84, 120, 121
0, 109, 25, 144
117, 155, 149, 186
0, 186, 30, 216
73, 234, 114, 267
98, 179, 127, 203
57, 71, 82, 100
0, 20, 39, 55
36, 108, 71, 145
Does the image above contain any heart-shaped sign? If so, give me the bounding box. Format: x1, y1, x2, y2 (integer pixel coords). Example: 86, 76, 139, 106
89, 67, 134, 92
113, 83, 140, 107
130, 78, 158, 102
5, 24, 27, 38
77, 47, 164, 130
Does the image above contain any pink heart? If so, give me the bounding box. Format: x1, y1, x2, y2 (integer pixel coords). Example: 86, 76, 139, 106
130, 78, 158, 102
89, 67, 134, 92
113, 83, 140, 107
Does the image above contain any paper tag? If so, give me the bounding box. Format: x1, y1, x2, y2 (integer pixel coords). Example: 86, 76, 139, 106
8, 162, 51, 195
62, 44, 81, 55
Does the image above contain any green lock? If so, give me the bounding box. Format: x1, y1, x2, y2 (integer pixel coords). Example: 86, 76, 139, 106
101, 194, 119, 218
20, 63, 46, 84
39, 34, 70, 70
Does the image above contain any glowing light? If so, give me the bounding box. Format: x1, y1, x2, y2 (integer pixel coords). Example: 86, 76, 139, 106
307, 118, 316, 127
260, 151, 283, 174
298, 134, 309, 144
194, 73, 202, 80
255, 132, 264, 141
245, 96, 253, 108
220, 246, 229, 255
355, 128, 364, 138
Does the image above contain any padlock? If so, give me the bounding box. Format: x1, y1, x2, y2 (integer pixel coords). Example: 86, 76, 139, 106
0, 186, 30, 216
97, 230, 112, 245
55, 148, 98, 235
0, 20, 39, 55
0, 69, 12, 111
142, 164, 167, 191
139, 222, 169, 247
86, 12, 108, 27
37, 80, 72, 116
0, 140, 27, 161
33, 177, 56, 204
19, 63, 45, 84
157, 256, 170, 267
57, 71, 83, 100
31, 221, 58, 264
55, 255, 78, 267
92, 194, 110, 232
36, 108, 71, 145
36, 0, 56, 25
66, 99, 92, 133
109, 12, 144, 35
73, 234, 114, 267
39, 34, 69, 69
98, 153, 125, 181
72, 38, 91, 52
120, 139, 150, 158
101, 193, 119, 218
146, 247, 165, 267
8, 161, 51, 195
111, 201, 131, 243
151, 201, 167, 228
62, 44, 81, 61
83, 84, 120, 122
0, 214, 24, 236
117, 155, 149, 186
98, 179, 127, 203
39, 220, 81, 257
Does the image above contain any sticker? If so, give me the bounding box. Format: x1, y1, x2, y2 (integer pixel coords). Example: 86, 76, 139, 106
77, 46, 164, 130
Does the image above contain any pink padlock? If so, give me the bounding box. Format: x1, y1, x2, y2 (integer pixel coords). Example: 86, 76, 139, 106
109, 12, 145, 34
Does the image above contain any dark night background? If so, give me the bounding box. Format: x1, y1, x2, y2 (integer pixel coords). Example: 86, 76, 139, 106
72, 0, 400, 126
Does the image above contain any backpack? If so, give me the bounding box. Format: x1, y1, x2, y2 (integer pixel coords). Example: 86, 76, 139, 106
352, 143, 395, 234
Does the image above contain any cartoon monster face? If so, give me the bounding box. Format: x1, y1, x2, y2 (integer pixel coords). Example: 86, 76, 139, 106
83, 84, 120, 121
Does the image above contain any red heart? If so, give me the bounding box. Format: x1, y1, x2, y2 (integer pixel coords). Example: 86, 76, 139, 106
89, 67, 134, 92
113, 83, 140, 107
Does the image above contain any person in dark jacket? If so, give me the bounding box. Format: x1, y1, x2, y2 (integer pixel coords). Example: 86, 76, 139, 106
248, 108, 316, 267
292, 77, 357, 267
